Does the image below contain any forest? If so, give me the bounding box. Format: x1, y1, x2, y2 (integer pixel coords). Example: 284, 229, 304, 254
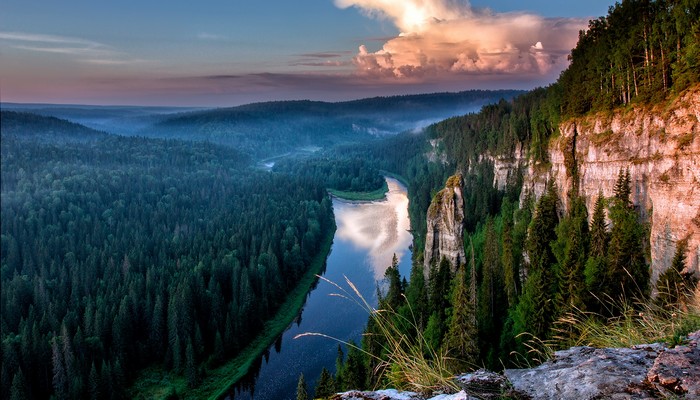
311, 0, 700, 395
2, 0, 699, 398
0, 111, 346, 399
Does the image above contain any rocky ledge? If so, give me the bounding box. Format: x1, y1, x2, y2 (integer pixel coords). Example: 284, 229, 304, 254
332, 331, 700, 400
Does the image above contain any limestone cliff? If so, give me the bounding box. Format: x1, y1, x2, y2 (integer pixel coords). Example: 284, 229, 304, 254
519, 87, 700, 281
424, 174, 465, 272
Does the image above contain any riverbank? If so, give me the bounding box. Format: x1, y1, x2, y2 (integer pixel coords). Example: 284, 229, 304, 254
130, 222, 336, 400
328, 180, 388, 201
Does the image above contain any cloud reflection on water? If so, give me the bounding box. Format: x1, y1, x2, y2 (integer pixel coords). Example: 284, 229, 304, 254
334, 177, 413, 280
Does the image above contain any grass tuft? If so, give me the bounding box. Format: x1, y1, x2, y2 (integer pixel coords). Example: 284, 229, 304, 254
552, 287, 700, 349
296, 276, 460, 395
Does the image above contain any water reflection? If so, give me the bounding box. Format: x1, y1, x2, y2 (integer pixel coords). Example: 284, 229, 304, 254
227, 177, 412, 400
334, 178, 412, 280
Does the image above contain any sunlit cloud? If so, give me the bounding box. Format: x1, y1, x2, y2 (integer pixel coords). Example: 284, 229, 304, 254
335, 0, 586, 80
0, 30, 148, 66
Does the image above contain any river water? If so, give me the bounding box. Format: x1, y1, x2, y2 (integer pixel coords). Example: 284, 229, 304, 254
229, 177, 413, 399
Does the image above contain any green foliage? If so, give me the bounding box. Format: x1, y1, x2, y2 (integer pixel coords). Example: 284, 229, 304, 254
560, 0, 700, 116
442, 265, 479, 371
0, 113, 335, 399
656, 239, 698, 309
605, 170, 650, 308
314, 368, 336, 399
296, 373, 308, 400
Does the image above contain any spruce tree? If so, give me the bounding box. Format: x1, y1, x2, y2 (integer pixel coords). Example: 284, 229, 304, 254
315, 367, 336, 399
514, 181, 559, 346
584, 191, 608, 312
606, 169, 649, 308
557, 196, 589, 314
656, 239, 696, 308
9, 369, 28, 400
443, 264, 479, 371
296, 373, 308, 400
502, 201, 518, 307
383, 254, 403, 310
405, 263, 428, 331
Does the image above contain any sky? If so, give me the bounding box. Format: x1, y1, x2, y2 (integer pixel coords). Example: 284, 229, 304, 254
0, 0, 613, 106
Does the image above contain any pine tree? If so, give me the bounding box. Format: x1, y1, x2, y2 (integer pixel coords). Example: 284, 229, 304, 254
606, 169, 649, 308
656, 239, 696, 308
51, 337, 67, 400
88, 363, 100, 400
315, 367, 336, 399
405, 263, 428, 331
296, 373, 309, 400
343, 342, 367, 390
479, 217, 506, 364
334, 345, 344, 388
9, 369, 28, 400
514, 181, 560, 346
502, 201, 518, 307
383, 254, 403, 310
557, 197, 589, 314
585, 191, 608, 312
443, 264, 479, 371
185, 339, 198, 388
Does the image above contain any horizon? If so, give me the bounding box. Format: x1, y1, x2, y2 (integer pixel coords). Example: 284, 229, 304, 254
1, 0, 613, 107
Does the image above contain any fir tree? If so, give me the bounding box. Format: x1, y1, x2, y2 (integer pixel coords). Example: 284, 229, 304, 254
514, 181, 560, 346
656, 239, 697, 308
88, 363, 100, 400
9, 369, 28, 400
315, 367, 336, 399
405, 263, 429, 331
296, 373, 308, 400
557, 196, 589, 314
443, 264, 479, 371
606, 169, 649, 308
501, 201, 518, 307
383, 254, 403, 310
584, 191, 608, 312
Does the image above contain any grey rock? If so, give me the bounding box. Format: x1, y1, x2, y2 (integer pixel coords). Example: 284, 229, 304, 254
424, 174, 465, 273
455, 369, 509, 399
505, 346, 660, 399
646, 330, 700, 397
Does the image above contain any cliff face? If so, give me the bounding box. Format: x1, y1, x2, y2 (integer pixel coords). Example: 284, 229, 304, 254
521, 87, 700, 280
424, 174, 466, 272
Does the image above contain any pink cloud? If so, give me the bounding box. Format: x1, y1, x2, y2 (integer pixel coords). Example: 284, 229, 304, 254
336, 0, 586, 80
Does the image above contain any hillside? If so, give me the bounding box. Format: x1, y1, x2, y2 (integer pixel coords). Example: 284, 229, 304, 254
0, 111, 108, 142
145, 90, 522, 158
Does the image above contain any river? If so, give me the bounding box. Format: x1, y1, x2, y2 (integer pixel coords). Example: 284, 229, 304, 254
229, 177, 413, 399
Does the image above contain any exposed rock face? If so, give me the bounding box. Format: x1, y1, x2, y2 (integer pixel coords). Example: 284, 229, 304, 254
522, 87, 700, 281
333, 331, 700, 400
424, 174, 466, 272
646, 330, 700, 397
505, 345, 663, 399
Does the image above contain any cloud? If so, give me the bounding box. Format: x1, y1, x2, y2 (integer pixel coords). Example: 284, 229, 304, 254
0, 30, 147, 65
335, 0, 586, 80
197, 32, 226, 41
298, 51, 350, 59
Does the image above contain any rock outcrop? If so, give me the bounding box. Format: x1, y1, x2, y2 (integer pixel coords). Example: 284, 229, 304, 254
333, 331, 700, 400
424, 174, 466, 272
521, 87, 700, 280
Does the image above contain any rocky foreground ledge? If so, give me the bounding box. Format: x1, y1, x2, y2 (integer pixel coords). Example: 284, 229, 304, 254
332, 331, 699, 400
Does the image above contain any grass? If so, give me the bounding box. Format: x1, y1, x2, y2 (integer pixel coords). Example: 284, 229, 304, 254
131, 224, 336, 400
296, 276, 460, 395
552, 288, 700, 350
